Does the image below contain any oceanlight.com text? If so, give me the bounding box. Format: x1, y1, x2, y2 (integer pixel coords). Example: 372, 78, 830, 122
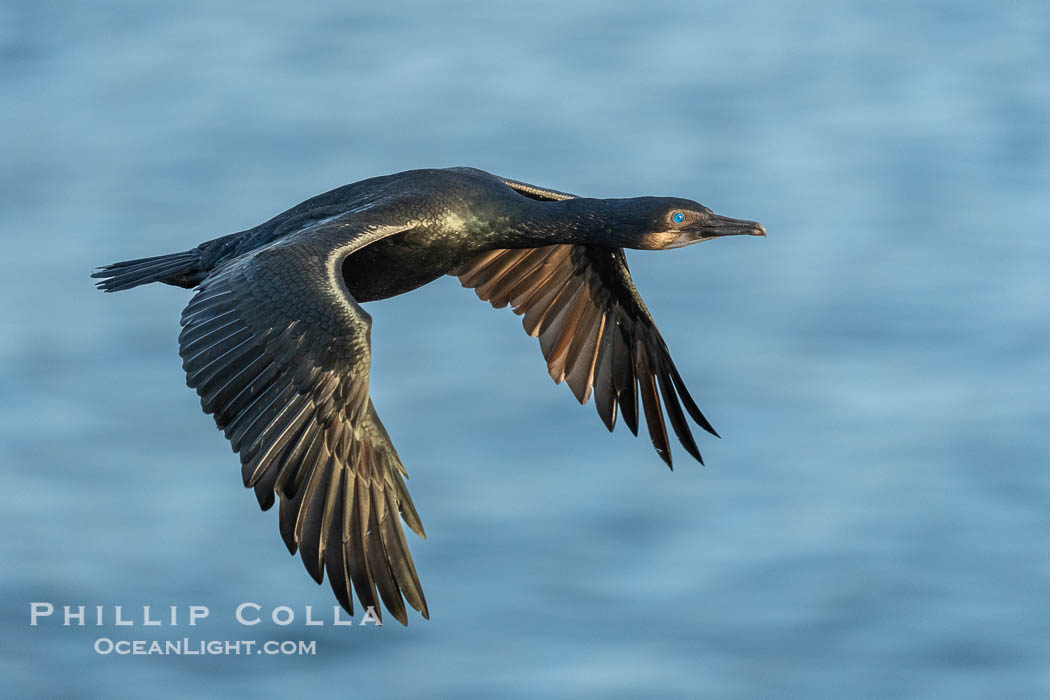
93, 638, 317, 656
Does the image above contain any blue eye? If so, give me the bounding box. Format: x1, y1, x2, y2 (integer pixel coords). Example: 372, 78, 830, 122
672, 212, 685, 224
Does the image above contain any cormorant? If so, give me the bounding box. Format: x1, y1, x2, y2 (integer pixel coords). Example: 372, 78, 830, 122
93, 167, 764, 625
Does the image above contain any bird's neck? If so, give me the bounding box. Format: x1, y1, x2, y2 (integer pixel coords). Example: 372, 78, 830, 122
497, 197, 644, 248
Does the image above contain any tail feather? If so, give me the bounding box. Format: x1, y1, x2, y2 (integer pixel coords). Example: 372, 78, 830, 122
92, 250, 201, 292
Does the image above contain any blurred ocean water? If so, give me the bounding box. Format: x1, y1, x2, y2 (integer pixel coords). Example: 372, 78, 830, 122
2, 1, 1047, 698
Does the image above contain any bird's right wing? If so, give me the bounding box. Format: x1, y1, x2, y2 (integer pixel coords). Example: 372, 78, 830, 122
177, 217, 428, 625
452, 177, 718, 468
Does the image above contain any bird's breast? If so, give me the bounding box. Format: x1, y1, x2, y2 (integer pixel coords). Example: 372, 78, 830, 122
339, 226, 474, 302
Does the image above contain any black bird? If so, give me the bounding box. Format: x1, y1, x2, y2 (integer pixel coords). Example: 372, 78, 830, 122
93, 167, 764, 625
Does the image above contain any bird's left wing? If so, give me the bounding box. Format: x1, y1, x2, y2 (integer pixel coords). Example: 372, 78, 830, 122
177, 217, 428, 625
452, 178, 718, 468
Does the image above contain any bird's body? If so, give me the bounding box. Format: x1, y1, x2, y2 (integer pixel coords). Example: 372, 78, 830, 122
94, 166, 764, 625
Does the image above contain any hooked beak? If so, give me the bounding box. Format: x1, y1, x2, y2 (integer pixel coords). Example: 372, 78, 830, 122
699, 212, 766, 239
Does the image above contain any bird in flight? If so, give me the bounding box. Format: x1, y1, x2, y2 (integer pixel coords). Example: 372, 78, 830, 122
93, 167, 764, 625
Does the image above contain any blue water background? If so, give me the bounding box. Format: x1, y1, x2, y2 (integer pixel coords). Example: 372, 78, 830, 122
2, 1, 1048, 697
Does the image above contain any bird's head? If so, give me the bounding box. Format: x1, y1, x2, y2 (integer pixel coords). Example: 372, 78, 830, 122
624, 197, 766, 250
